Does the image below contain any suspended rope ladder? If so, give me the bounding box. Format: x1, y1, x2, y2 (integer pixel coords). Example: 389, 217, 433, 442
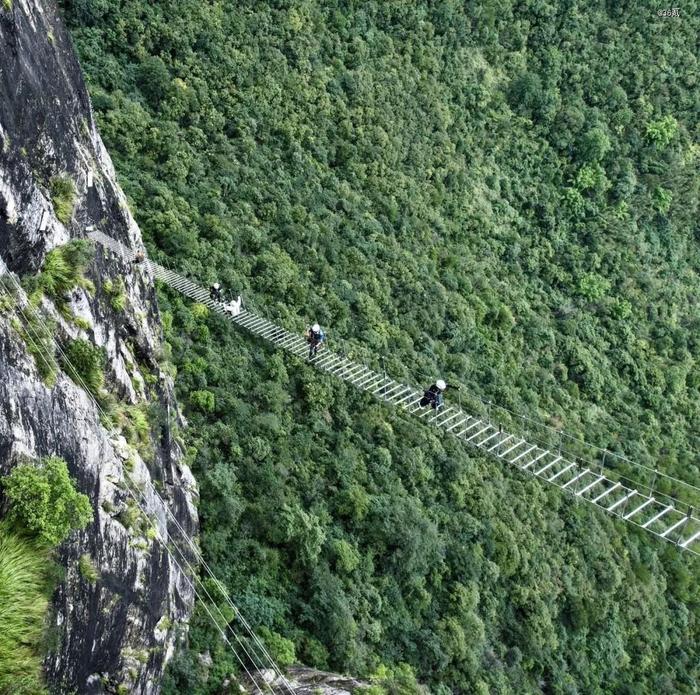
89, 231, 700, 556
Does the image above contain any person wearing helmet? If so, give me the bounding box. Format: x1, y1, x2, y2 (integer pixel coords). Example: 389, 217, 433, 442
210, 282, 223, 302
223, 295, 243, 317
305, 322, 326, 359
420, 379, 448, 409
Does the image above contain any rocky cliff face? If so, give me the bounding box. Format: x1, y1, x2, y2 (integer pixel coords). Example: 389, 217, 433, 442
0, 1, 198, 693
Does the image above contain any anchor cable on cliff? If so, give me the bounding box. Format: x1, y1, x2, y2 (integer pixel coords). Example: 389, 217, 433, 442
0, 267, 295, 695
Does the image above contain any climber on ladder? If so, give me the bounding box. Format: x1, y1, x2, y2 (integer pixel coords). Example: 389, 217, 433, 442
210, 282, 223, 302
305, 323, 325, 359
420, 379, 448, 410
223, 295, 243, 317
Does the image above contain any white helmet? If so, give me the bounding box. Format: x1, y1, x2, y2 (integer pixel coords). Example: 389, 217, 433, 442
213, 282, 220, 289
312, 323, 320, 332
436, 379, 446, 390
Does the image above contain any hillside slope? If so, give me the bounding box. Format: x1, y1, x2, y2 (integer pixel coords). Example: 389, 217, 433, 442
62, 1, 699, 692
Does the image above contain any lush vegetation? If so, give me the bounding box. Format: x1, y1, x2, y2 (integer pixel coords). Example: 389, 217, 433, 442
0, 239, 96, 385
62, 1, 699, 692
0, 457, 93, 693
62, 337, 105, 397
0, 523, 52, 695
1, 457, 92, 546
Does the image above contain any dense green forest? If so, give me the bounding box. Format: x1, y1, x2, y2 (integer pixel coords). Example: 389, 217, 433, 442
62, 1, 699, 692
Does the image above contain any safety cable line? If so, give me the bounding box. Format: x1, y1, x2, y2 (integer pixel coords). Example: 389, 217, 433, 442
86, 241, 297, 693
87, 241, 296, 692
86, 233, 700, 557
0, 271, 290, 694
85, 254, 293, 693
0, 273, 272, 695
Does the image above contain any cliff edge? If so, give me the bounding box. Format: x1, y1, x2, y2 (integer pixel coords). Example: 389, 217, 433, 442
0, 1, 198, 692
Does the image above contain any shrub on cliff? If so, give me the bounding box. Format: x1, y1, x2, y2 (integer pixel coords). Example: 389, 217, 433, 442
1, 456, 93, 546
62, 338, 105, 397
23, 239, 95, 317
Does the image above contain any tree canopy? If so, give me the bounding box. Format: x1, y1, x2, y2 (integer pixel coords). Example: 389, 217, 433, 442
62, 1, 700, 692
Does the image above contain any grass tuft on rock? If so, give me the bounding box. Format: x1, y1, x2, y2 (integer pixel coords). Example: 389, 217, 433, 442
49, 176, 75, 225
0, 523, 51, 695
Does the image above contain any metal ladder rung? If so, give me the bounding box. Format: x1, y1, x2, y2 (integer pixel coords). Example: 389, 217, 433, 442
500, 439, 525, 458
396, 391, 421, 406
336, 364, 365, 380
326, 358, 352, 374
230, 309, 252, 321
549, 462, 576, 482
535, 455, 562, 476
430, 408, 457, 426
436, 411, 464, 429
347, 370, 372, 385
591, 482, 621, 504
168, 278, 190, 292
561, 468, 590, 490
288, 342, 311, 357
475, 430, 502, 448
660, 515, 688, 538
607, 490, 637, 513
372, 378, 401, 396
259, 323, 286, 338
251, 322, 276, 338
318, 356, 345, 371
327, 361, 354, 377
418, 403, 442, 418
387, 388, 413, 404
269, 330, 292, 344
238, 315, 267, 330
403, 396, 425, 410
576, 475, 605, 497
623, 497, 655, 520
355, 373, 382, 389
311, 353, 339, 368
428, 406, 453, 424
276, 333, 301, 348
362, 376, 390, 392
680, 529, 700, 549
641, 505, 673, 529
237, 314, 267, 329
373, 382, 404, 398
357, 372, 384, 388
466, 425, 492, 443
259, 325, 285, 340
510, 445, 537, 464
447, 416, 471, 433
365, 377, 392, 393
521, 449, 548, 470
456, 420, 483, 437
488, 434, 512, 453
255, 321, 279, 337
378, 384, 408, 400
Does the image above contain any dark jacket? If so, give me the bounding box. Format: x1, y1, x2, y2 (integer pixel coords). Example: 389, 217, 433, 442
420, 384, 444, 408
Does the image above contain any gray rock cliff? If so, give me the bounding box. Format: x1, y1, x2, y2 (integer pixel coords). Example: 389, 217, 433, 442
0, 1, 198, 692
